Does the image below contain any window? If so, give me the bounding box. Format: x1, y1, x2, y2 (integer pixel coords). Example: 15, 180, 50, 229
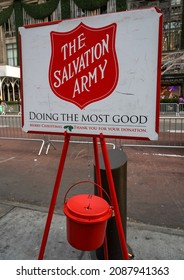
171, 0, 181, 5
4, 12, 16, 38
6, 43, 18, 66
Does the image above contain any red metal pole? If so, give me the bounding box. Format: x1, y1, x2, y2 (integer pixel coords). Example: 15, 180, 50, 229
38, 132, 70, 260
99, 134, 129, 260
93, 136, 109, 260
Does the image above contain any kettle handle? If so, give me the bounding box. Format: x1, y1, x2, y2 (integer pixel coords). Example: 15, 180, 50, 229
64, 180, 113, 206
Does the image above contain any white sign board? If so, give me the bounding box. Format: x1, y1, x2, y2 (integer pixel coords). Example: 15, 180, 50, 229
19, 8, 162, 140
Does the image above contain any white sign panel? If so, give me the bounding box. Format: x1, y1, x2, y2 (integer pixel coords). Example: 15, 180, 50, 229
19, 8, 162, 140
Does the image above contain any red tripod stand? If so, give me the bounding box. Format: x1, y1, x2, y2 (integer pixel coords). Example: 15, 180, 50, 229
38, 132, 128, 260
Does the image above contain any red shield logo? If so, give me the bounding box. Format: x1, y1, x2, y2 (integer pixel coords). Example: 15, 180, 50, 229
49, 22, 118, 109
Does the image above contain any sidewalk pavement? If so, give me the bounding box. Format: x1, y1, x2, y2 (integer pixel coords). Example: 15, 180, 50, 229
0, 200, 184, 260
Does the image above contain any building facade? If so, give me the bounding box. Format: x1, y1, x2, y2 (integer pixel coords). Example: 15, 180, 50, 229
0, 0, 183, 104
128, 0, 184, 100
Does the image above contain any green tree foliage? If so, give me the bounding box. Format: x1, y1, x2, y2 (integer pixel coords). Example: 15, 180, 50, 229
22, 0, 60, 19
116, 0, 127, 11
0, 5, 13, 25
73, 0, 108, 11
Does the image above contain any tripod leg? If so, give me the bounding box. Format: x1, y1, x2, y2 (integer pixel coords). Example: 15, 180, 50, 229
99, 134, 129, 260
38, 133, 70, 260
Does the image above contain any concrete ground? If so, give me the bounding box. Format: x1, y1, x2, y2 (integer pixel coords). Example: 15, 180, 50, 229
0, 201, 184, 260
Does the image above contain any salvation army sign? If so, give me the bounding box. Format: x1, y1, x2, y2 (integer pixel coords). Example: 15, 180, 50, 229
19, 8, 162, 140
49, 23, 118, 109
